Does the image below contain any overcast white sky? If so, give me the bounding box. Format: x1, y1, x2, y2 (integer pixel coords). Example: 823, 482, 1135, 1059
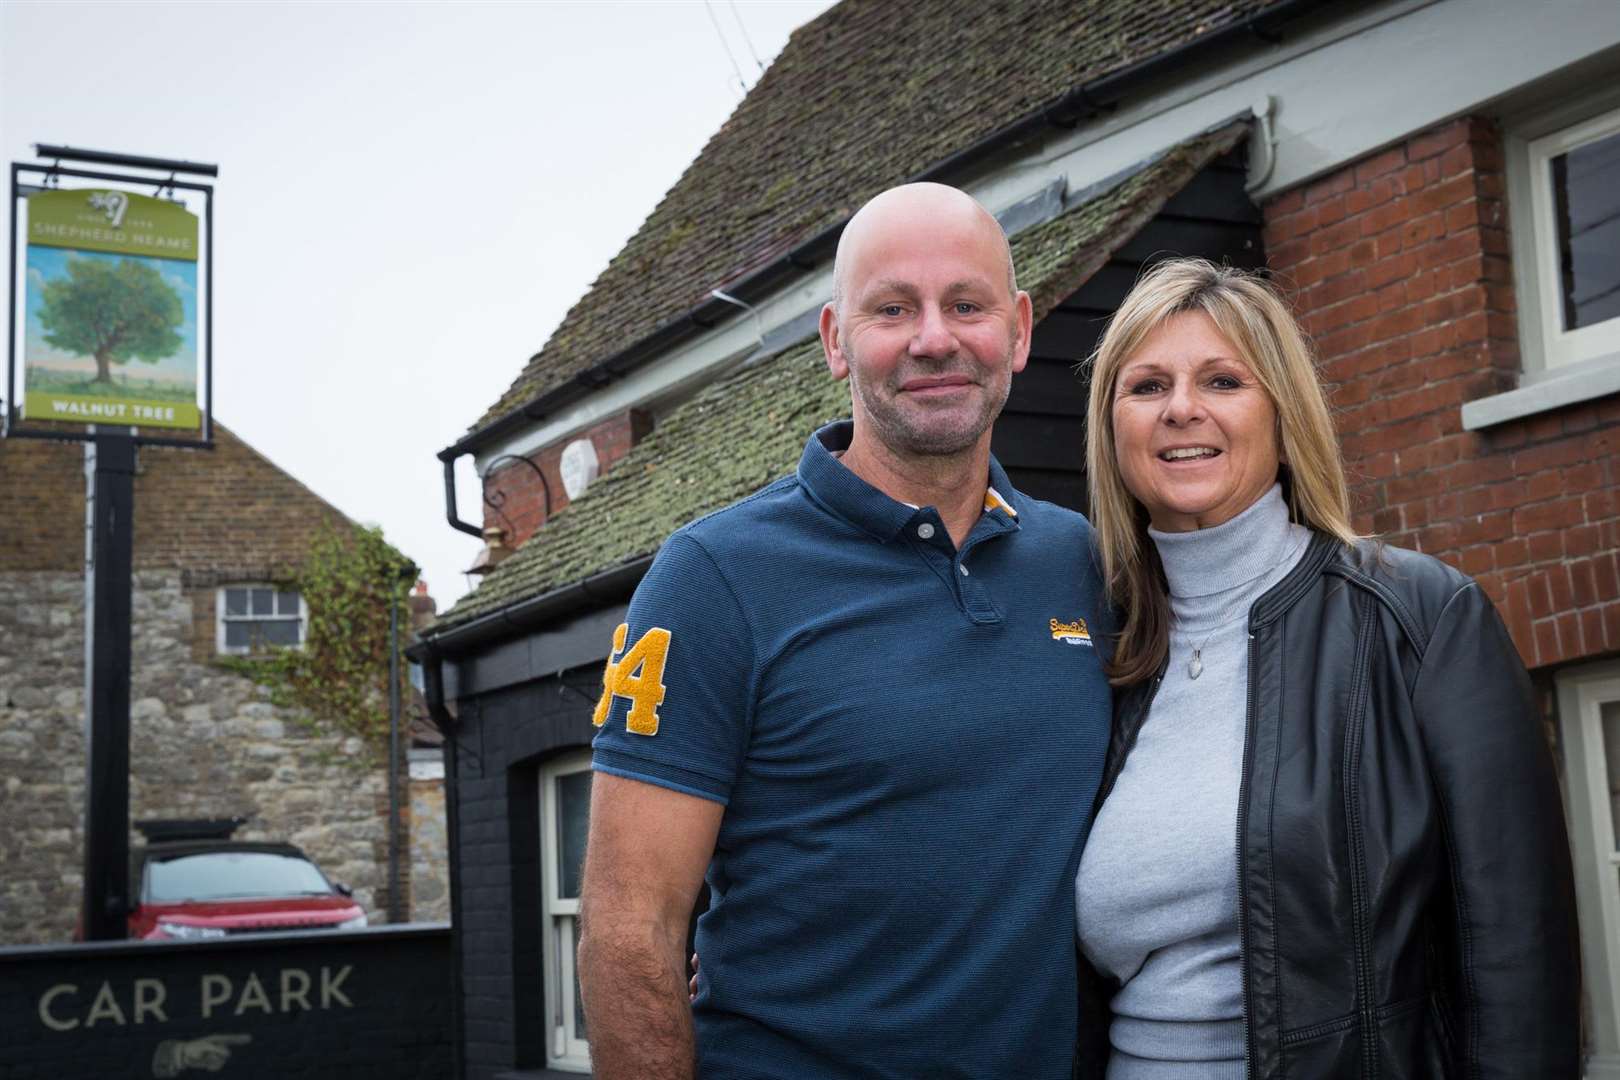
1, 0, 833, 608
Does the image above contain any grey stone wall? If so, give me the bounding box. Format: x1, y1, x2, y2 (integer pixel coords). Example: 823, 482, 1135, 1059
408, 762, 450, 921
0, 570, 444, 944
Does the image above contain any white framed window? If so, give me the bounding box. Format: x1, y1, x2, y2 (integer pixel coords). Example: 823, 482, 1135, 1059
1472, 90, 1620, 429
215, 585, 306, 654
1556, 662, 1620, 1079
540, 750, 593, 1073
1524, 105, 1620, 372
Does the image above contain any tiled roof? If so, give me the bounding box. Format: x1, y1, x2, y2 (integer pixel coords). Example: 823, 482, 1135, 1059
440, 339, 848, 631
468, 0, 1294, 436
431, 121, 1246, 634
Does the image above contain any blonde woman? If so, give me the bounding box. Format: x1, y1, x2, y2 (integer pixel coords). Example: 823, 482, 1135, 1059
1074, 258, 1578, 1079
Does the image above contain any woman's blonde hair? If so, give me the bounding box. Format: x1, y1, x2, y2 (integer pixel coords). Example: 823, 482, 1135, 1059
1084, 258, 1359, 687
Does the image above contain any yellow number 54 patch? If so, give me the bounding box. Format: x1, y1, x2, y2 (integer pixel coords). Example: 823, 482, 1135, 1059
591, 623, 672, 736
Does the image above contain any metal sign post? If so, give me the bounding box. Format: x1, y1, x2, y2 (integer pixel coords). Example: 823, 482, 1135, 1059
81, 432, 136, 940
6, 145, 217, 940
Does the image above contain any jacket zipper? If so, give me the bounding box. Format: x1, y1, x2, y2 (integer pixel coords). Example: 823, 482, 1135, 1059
1238, 628, 1258, 1078
1343, 602, 1380, 1079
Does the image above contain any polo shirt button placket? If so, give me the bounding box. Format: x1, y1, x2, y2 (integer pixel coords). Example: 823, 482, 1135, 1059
954, 532, 1002, 624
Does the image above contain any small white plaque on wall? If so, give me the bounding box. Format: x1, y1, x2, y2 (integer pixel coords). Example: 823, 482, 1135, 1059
559, 438, 600, 500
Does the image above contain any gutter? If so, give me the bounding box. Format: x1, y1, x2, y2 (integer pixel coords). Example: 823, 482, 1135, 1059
415, 644, 466, 1080
410, 553, 655, 661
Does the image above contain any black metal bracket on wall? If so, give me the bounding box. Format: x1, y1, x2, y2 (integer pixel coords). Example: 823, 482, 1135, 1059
437, 448, 554, 540
480, 452, 550, 538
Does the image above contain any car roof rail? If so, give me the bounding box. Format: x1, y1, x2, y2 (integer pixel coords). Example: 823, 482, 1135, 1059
134, 816, 251, 842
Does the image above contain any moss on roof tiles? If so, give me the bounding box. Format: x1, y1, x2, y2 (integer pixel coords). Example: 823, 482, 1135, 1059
432, 122, 1246, 634
470, 0, 1294, 435
438, 341, 849, 630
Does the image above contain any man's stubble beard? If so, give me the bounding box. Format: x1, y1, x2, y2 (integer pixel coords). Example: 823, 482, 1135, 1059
847, 339, 1017, 458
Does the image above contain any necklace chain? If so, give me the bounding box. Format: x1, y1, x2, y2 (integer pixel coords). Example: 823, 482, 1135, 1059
1177, 618, 1239, 681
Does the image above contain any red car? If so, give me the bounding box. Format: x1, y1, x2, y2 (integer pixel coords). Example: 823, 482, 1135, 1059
128, 820, 367, 941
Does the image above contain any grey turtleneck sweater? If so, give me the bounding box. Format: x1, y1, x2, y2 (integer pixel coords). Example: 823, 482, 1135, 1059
1075, 485, 1310, 1079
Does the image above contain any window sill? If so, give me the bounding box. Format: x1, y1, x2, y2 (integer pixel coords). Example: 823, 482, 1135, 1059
1460, 357, 1620, 431
1586, 1055, 1620, 1080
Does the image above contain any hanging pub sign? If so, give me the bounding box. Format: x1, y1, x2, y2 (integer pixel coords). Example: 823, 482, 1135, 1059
21, 187, 201, 431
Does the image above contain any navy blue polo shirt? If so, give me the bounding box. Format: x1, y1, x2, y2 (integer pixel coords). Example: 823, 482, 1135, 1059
591, 421, 1112, 1079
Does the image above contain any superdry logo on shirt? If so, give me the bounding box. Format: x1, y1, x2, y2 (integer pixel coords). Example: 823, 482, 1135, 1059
1050, 618, 1093, 647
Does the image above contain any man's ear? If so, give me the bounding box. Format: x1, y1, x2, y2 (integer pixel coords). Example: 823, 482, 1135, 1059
820, 303, 849, 381
1010, 290, 1033, 375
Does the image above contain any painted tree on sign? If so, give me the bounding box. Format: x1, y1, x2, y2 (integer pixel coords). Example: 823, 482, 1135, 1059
38, 256, 184, 382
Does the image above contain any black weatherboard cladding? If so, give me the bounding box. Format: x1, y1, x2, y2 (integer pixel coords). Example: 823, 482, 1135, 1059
1000, 143, 1262, 509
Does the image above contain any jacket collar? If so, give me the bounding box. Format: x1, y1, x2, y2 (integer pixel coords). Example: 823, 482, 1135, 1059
1248, 532, 1344, 627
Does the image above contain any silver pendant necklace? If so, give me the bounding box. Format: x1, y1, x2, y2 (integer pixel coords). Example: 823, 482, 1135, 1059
1186, 628, 1216, 680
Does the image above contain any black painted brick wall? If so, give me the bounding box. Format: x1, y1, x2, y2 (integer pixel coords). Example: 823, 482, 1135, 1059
451, 667, 599, 1079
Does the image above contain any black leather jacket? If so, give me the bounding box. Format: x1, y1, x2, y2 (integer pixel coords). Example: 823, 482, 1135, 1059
1078, 533, 1581, 1079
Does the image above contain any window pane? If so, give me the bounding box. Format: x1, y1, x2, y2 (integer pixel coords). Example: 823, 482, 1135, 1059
556, 770, 592, 900
259, 619, 302, 647
276, 590, 300, 616
251, 588, 274, 616
1553, 126, 1620, 331
224, 588, 247, 616
1604, 701, 1620, 848
224, 622, 251, 649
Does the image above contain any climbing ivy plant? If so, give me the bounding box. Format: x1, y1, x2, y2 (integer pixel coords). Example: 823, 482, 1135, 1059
222, 525, 414, 762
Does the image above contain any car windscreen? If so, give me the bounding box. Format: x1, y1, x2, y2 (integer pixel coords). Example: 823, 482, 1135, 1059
145, 851, 333, 903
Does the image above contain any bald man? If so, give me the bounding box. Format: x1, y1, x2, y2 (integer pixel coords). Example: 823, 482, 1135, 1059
579, 183, 1113, 1079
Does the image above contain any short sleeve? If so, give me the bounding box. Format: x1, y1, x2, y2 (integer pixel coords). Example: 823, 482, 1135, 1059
590, 531, 755, 805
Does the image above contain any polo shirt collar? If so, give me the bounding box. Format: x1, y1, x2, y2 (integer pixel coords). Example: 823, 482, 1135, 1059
797, 421, 1021, 542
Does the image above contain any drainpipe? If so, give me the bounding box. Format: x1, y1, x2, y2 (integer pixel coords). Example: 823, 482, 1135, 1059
1245, 95, 1279, 194
420, 645, 465, 1080
386, 561, 417, 925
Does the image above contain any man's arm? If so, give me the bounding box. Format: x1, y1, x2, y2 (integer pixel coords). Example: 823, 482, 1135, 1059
578, 772, 724, 1080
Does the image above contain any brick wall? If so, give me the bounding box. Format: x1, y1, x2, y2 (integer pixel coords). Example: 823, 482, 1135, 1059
480, 408, 653, 548
2, 424, 377, 666
0, 423, 350, 577
1264, 116, 1620, 669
